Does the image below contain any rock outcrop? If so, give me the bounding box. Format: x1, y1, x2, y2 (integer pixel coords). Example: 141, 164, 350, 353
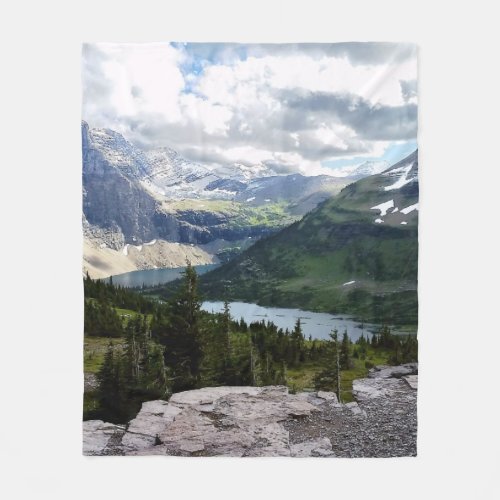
82, 420, 125, 455
83, 364, 418, 457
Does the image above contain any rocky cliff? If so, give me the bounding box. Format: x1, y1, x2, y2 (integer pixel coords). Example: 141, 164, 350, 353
83, 363, 417, 457
82, 122, 389, 278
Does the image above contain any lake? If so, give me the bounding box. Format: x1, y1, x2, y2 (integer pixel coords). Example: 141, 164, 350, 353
109, 264, 219, 288
201, 301, 376, 341
109, 266, 381, 341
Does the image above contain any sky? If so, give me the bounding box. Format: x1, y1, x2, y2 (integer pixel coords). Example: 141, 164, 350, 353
82, 42, 417, 175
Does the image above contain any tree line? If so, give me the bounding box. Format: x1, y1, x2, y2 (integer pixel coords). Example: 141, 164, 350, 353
84, 265, 417, 423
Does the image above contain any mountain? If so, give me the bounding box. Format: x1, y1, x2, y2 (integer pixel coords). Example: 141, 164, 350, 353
332, 160, 389, 179
199, 151, 419, 326
82, 122, 398, 280
82, 122, 164, 244
82, 123, 281, 277
141, 148, 347, 204
142, 148, 221, 198
233, 174, 346, 214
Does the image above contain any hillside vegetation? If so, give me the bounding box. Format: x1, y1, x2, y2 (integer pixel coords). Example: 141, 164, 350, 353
199, 151, 419, 326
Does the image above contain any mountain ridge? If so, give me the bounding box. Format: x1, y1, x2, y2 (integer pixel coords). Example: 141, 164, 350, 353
198, 150, 419, 326
82, 121, 411, 282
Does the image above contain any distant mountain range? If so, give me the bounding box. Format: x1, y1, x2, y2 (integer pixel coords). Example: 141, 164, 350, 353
333, 160, 389, 179
82, 122, 384, 278
199, 150, 419, 326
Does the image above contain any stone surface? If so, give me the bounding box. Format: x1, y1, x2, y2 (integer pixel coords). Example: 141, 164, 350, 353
344, 401, 367, 417
296, 390, 339, 407
121, 400, 182, 452
317, 391, 339, 403
368, 363, 418, 379
287, 374, 419, 458
84, 372, 98, 392
82, 420, 124, 455
83, 366, 418, 457
290, 438, 335, 457
403, 374, 418, 390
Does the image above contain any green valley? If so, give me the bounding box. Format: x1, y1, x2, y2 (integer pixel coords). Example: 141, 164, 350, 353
198, 151, 419, 326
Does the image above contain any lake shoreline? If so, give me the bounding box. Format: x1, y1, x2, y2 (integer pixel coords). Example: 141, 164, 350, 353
108, 264, 417, 336
201, 300, 378, 342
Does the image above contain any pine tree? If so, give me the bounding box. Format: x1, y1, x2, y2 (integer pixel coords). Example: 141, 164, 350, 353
290, 318, 305, 366
96, 342, 127, 422
142, 343, 170, 398
219, 300, 236, 383
158, 261, 203, 391
313, 329, 341, 400
340, 330, 351, 369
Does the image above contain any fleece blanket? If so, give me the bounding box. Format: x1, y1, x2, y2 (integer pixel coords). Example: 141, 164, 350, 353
82, 42, 418, 457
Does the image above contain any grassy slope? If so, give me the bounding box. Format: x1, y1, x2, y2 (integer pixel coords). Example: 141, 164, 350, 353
161, 199, 299, 230
287, 345, 392, 402
199, 152, 419, 326
84, 336, 124, 374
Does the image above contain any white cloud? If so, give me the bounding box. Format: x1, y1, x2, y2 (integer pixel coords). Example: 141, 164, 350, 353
179, 93, 233, 136
82, 43, 417, 173
82, 43, 184, 126
195, 54, 416, 108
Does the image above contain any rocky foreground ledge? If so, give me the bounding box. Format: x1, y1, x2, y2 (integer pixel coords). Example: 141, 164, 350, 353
83, 363, 417, 457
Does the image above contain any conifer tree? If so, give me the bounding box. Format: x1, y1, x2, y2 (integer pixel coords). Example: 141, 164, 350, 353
340, 330, 351, 369
313, 329, 341, 400
142, 343, 170, 398
290, 318, 305, 366
158, 261, 203, 391
96, 342, 127, 422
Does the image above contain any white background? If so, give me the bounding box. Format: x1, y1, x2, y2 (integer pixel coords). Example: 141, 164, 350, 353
1, 1, 499, 499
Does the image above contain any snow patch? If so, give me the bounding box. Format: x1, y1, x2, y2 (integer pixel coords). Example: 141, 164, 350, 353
122, 244, 129, 256
401, 203, 419, 215
246, 196, 256, 202
374, 219, 384, 224
401, 221, 408, 225
371, 199, 394, 217
384, 163, 414, 191
392, 207, 399, 213
386, 164, 412, 175
343, 281, 356, 286
144, 239, 157, 246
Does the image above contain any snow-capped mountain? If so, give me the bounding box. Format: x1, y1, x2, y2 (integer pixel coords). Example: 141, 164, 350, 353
86, 127, 150, 179
142, 150, 282, 199
214, 162, 277, 182
143, 148, 220, 197
82, 121, 413, 279
84, 124, 388, 202
332, 160, 389, 179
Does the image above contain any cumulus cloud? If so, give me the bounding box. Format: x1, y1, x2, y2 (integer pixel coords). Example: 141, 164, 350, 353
281, 90, 418, 141
82, 42, 418, 175
176, 42, 417, 66
400, 79, 418, 103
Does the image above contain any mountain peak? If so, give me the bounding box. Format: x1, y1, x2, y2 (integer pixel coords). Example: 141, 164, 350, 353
330, 160, 389, 179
